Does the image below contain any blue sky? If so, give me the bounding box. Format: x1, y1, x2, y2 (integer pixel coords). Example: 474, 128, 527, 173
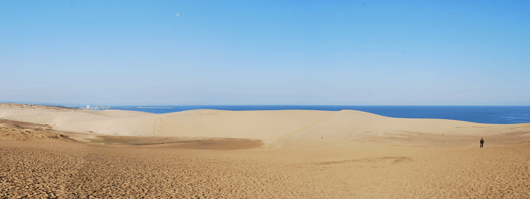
1, 0, 529, 105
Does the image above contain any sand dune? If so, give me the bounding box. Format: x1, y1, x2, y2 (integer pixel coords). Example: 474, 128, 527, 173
1, 103, 528, 147
0, 119, 72, 141
2, 103, 530, 198
1, 137, 530, 198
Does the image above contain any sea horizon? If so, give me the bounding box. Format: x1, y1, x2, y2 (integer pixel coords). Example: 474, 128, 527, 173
5, 103, 527, 125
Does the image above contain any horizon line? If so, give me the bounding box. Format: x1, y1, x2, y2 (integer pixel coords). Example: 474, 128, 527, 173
2, 102, 530, 107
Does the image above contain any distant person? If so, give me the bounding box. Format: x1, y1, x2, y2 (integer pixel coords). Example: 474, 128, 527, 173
480, 138, 484, 148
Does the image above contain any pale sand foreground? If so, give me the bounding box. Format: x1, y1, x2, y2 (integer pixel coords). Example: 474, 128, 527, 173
1, 104, 530, 198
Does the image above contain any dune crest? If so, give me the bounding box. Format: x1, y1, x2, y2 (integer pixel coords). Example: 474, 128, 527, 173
2, 104, 530, 198
1, 103, 529, 147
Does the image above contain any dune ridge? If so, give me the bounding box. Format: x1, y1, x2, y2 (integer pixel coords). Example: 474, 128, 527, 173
2, 103, 530, 198
1, 103, 529, 147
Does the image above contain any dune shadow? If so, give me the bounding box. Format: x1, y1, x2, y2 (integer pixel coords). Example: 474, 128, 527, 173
316, 156, 413, 165
90, 135, 264, 150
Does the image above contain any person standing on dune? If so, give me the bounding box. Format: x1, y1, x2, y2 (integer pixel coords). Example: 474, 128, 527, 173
480, 138, 484, 148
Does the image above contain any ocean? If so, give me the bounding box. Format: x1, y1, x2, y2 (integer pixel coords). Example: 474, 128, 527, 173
93, 105, 530, 124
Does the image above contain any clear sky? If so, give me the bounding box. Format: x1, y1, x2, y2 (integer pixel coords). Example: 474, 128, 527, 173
1, 1, 529, 105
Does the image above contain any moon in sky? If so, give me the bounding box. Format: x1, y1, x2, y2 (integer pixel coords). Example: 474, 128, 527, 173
176, 13, 180, 17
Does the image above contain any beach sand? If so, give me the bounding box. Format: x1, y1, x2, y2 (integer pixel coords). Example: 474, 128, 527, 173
1, 103, 530, 198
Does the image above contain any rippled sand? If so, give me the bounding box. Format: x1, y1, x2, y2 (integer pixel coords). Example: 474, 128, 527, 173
1, 118, 530, 198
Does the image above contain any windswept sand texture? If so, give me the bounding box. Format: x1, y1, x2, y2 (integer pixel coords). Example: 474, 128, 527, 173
0, 119, 72, 141
1, 103, 529, 146
1, 103, 530, 198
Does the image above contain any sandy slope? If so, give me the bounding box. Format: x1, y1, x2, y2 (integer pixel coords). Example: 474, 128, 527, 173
1, 103, 529, 147
1, 103, 530, 198
1, 139, 530, 198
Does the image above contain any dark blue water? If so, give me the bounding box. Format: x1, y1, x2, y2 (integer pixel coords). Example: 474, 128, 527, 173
99, 106, 530, 124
